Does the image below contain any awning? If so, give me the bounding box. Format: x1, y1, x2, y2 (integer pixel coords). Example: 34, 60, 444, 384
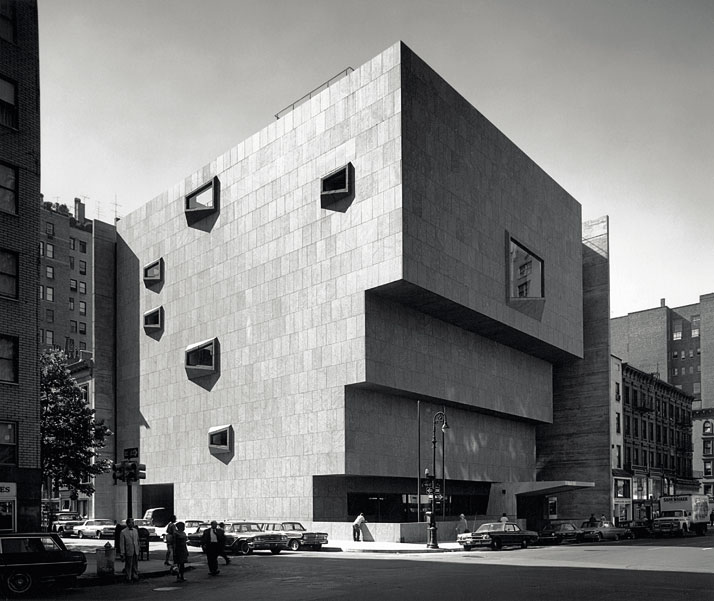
511, 481, 595, 497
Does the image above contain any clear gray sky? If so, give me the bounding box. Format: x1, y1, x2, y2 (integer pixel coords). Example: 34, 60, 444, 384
38, 0, 714, 318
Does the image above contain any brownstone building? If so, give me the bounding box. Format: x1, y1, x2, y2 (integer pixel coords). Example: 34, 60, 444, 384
0, 0, 41, 532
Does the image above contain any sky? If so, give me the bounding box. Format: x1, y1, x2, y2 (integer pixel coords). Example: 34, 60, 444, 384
37, 0, 714, 318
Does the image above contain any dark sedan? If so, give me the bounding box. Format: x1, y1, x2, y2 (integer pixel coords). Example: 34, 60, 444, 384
538, 522, 584, 544
457, 522, 539, 550
580, 520, 633, 541
0, 532, 86, 596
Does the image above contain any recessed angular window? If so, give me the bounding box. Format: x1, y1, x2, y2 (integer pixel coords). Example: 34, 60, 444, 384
509, 239, 543, 299
143, 306, 164, 332
320, 163, 354, 210
185, 337, 219, 379
143, 258, 164, 285
185, 177, 220, 224
208, 424, 233, 454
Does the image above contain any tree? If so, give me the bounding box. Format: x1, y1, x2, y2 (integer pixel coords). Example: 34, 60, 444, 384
40, 348, 112, 496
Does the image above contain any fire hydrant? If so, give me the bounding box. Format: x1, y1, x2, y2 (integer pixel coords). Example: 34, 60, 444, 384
96, 542, 115, 577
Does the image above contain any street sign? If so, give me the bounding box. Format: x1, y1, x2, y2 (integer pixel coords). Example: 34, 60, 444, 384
123, 447, 139, 459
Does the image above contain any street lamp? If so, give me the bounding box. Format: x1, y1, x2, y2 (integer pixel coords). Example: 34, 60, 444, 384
427, 409, 448, 549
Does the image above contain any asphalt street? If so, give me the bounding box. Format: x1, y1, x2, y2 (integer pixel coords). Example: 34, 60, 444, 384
11, 536, 714, 601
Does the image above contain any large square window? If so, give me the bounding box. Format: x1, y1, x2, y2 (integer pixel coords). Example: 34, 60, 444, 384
509, 239, 543, 299
0, 162, 17, 215
185, 338, 219, 379
185, 177, 220, 224
0, 249, 18, 299
0, 335, 18, 383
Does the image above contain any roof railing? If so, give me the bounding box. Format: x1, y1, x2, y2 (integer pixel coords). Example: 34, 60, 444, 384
275, 67, 354, 120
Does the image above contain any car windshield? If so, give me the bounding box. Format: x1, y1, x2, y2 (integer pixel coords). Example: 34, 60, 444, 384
282, 523, 305, 531
475, 523, 504, 533
230, 523, 262, 533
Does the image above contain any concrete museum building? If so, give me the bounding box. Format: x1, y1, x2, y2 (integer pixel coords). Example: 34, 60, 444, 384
114, 43, 602, 533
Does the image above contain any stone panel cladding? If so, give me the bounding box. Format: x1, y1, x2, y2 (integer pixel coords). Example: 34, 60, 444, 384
399, 44, 583, 363
117, 43, 404, 521
536, 217, 612, 521
364, 293, 551, 423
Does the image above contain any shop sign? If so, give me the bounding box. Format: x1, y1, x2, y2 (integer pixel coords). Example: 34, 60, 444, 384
0, 483, 16, 498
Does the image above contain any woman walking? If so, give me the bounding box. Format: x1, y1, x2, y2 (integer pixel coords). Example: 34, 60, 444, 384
173, 522, 189, 582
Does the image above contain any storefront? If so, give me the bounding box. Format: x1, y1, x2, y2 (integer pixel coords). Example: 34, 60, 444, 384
0, 483, 16, 532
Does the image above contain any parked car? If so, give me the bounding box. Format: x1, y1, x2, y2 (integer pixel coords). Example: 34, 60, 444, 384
538, 522, 584, 545
0, 532, 86, 596
74, 519, 116, 539
579, 520, 633, 541
50, 513, 83, 538
621, 520, 652, 538
159, 519, 204, 542
457, 522, 539, 551
186, 522, 211, 547
131, 519, 159, 540
223, 521, 287, 555
261, 521, 329, 551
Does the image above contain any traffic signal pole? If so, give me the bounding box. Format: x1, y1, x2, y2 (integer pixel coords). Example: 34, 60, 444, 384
127, 480, 132, 519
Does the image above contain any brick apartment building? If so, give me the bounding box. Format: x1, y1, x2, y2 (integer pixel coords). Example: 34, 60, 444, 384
38, 197, 117, 520
0, 0, 41, 532
612, 296, 714, 499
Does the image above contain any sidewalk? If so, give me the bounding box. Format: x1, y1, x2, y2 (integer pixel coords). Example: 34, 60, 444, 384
78, 540, 461, 585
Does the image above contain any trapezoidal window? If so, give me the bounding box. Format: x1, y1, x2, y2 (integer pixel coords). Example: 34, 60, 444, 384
185, 176, 220, 224
208, 424, 233, 454
506, 234, 545, 320
143, 306, 164, 332
320, 162, 354, 210
185, 337, 219, 379
143, 258, 164, 286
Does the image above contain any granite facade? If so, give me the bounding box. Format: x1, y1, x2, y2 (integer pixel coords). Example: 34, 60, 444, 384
116, 42, 587, 524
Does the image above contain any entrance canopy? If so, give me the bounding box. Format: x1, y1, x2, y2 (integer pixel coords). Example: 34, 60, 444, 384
513, 481, 595, 497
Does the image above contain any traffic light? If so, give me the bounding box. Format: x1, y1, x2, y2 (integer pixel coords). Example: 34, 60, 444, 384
112, 462, 126, 483
125, 461, 147, 482
136, 463, 146, 480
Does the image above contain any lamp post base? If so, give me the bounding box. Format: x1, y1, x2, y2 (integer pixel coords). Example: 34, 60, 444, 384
426, 524, 439, 549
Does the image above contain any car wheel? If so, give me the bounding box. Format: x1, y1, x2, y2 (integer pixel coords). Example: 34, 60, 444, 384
576, 534, 583, 543
462, 545, 472, 552
521, 539, 528, 549
490, 538, 502, 551
96, 530, 102, 539
288, 539, 301, 551
78, 531, 84, 539
613, 533, 620, 541
596, 532, 603, 542
270, 547, 282, 555
233, 540, 250, 556
6, 571, 33, 595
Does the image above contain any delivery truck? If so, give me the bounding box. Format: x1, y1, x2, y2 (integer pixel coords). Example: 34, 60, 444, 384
652, 494, 709, 536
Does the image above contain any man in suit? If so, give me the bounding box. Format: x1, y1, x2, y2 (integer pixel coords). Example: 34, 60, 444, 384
200, 521, 225, 575
119, 517, 140, 582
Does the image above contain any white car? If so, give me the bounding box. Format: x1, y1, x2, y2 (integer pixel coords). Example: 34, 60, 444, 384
74, 519, 116, 539
132, 519, 159, 539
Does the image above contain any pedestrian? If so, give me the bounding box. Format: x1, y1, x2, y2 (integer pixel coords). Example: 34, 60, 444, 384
588, 513, 597, 526
218, 522, 231, 565
352, 513, 366, 541
499, 513, 508, 523
710, 510, 714, 527
600, 514, 607, 522
200, 520, 225, 576
164, 515, 176, 568
455, 513, 469, 539
173, 522, 188, 582
119, 517, 140, 583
